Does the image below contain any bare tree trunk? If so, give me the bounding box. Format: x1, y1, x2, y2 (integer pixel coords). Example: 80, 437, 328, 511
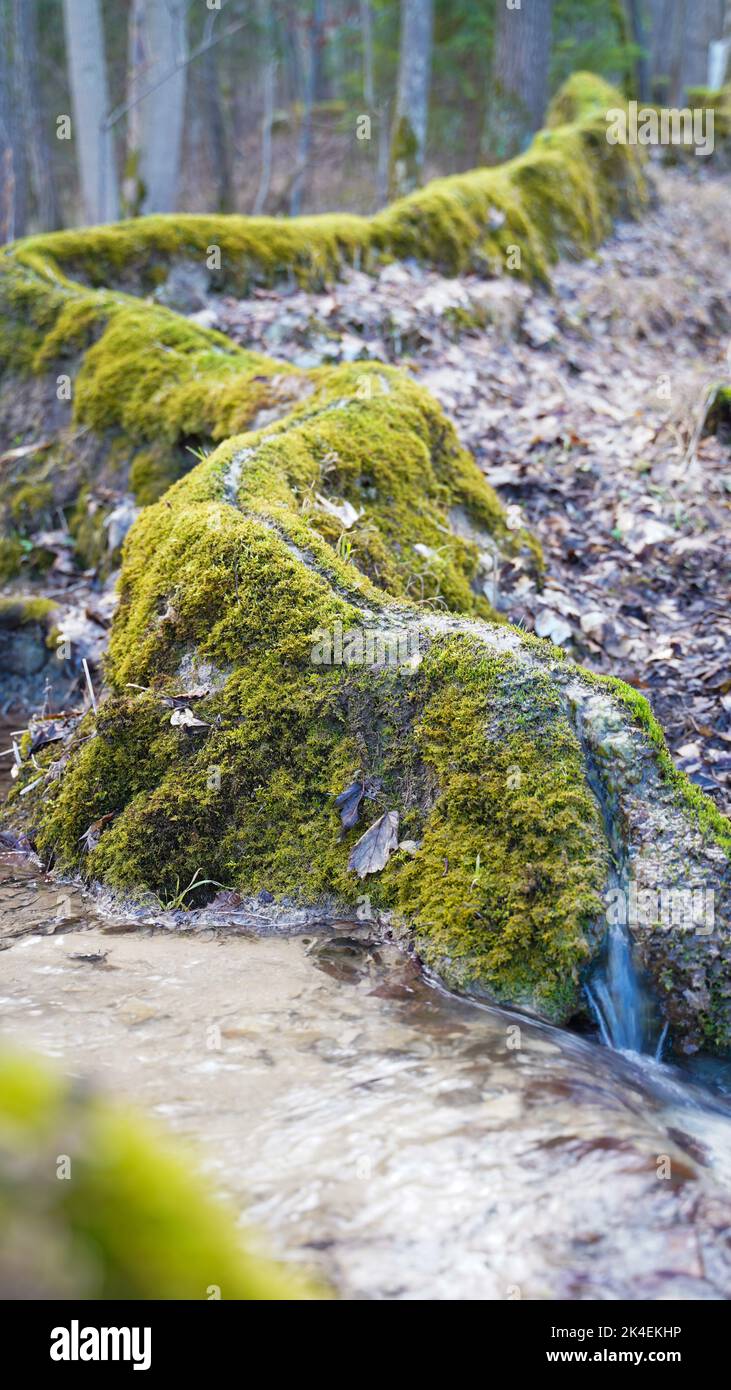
377, 99, 391, 206
0, 0, 25, 240
625, 0, 651, 100
680, 0, 725, 92
290, 5, 317, 215
648, 0, 688, 104
311, 0, 327, 103
123, 0, 146, 216
125, 0, 188, 216
360, 0, 375, 108
253, 0, 277, 215
389, 0, 434, 198
485, 0, 553, 162
12, 0, 60, 231
62, 0, 119, 223
200, 36, 232, 212
708, 0, 731, 86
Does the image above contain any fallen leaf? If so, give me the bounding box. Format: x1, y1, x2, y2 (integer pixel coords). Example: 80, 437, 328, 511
348, 810, 400, 878
315, 493, 362, 528
334, 779, 364, 829
535, 608, 572, 645
170, 706, 209, 729
78, 813, 115, 853
161, 686, 211, 709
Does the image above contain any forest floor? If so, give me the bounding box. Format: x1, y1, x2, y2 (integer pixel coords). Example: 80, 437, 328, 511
200, 166, 731, 815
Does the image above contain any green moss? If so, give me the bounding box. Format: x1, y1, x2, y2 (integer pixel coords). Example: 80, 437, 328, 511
9, 481, 54, 524
684, 86, 731, 145
0, 1051, 322, 1299
0, 73, 643, 581
7, 388, 590, 1024
0, 595, 57, 628
546, 72, 628, 127
14, 210, 373, 299
372, 90, 646, 280
584, 669, 731, 855
0, 252, 296, 556
0, 537, 25, 580
129, 445, 189, 505
66, 486, 110, 572
393, 641, 609, 1019
72, 300, 284, 444
7, 74, 646, 297
704, 384, 731, 436
389, 114, 421, 199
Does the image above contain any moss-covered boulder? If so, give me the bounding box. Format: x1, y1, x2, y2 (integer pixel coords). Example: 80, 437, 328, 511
704, 383, 731, 437
0, 596, 57, 675
3, 74, 729, 1054
6, 376, 730, 1049
0, 1051, 321, 1298
0, 251, 305, 576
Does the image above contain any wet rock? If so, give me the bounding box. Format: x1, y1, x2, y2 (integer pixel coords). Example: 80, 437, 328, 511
0, 621, 49, 676
154, 261, 210, 314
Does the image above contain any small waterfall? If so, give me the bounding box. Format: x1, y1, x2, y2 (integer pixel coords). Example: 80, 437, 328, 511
586, 919, 646, 1054
568, 692, 653, 1056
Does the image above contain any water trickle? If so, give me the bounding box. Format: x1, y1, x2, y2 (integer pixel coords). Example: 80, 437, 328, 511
586, 918, 647, 1054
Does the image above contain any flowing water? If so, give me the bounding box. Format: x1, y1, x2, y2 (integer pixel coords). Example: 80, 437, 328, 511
585, 921, 649, 1056
2, 849, 731, 1300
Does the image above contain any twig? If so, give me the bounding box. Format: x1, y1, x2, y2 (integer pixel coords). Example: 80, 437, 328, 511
19, 776, 43, 796
82, 659, 97, 714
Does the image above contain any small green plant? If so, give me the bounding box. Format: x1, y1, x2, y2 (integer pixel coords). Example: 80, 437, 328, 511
185, 444, 211, 464
152, 866, 227, 911
335, 531, 352, 563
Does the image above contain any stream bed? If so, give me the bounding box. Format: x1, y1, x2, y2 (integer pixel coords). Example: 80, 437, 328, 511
2, 850, 731, 1301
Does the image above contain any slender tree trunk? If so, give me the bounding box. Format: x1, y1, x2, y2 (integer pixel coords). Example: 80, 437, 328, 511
680, 0, 725, 92
389, 0, 434, 198
62, 0, 118, 223
311, 0, 327, 103
253, 0, 277, 215
123, 0, 145, 215
12, 0, 60, 231
290, 6, 317, 215
125, 0, 188, 216
377, 99, 391, 206
200, 38, 232, 212
0, 0, 25, 240
648, 0, 685, 103
708, 0, 731, 87
360, 0, 375, 108
625, 0, 651, 100
485, 0, 553, 162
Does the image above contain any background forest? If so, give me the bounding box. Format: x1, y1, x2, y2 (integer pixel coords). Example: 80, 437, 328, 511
1, 0, 730, 242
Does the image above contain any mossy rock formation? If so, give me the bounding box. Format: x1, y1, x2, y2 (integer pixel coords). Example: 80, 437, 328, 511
0, 1052, 320, 1298
2, 76, 730, 1053
0, 72, 646, 578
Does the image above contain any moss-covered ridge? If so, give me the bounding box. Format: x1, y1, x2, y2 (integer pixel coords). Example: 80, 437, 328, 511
9, 73, 646, 295
0, 249, 303, 576
0, 73, 644, 582
0, 246, 536, 606
13, 469, 610, 1026
8, 386, 730, 1044
0, 1050, 322, 1298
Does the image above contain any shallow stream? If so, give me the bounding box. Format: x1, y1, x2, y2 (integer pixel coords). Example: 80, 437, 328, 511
2, 852, 731, 1300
